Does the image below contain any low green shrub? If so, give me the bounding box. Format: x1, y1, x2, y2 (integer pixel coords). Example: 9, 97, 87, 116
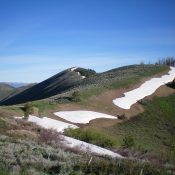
71, 91, 81, 102
0, 118, 6, 129
64, 128, 115, 148
23, 102, 33, 118
75, 68, 96, 78
122, 135, 135, 149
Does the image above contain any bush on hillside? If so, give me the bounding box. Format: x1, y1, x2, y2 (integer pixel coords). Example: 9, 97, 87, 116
39, 129, 63, 145
117, 114, 127, 120
0, 118, 6, 129
23, 102, 33, 119
76, 68, 96, 78
122, 135, 135, 149
71, 91, 81, 102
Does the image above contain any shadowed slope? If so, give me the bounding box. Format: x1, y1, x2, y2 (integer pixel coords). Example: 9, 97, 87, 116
0, 68, 83, 105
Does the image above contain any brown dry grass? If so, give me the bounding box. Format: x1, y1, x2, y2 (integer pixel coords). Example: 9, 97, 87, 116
0, 107, 23, 118
6, 129, 38, 141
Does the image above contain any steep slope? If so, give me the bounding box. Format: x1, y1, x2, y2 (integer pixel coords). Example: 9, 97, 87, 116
0, 83, 16, 101
0, 67, 85, 105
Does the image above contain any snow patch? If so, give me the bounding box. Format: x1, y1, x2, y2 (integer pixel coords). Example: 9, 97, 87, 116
15, 115, 78, 132
113, 66, 175, 109
54, 111, 117, 124
70, 67, 86, 79
71, 67, 78, 71
77, 71, 86, 79
81, 76, 86, 79
63, 136, 124, 158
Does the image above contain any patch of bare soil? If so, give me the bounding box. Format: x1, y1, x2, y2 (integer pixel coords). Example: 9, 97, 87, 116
144, 85, 175, 100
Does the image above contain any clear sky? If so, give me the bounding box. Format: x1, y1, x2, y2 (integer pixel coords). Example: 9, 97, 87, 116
0, 0, 175, 83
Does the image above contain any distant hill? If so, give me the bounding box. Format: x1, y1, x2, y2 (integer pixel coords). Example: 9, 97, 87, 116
0, 83, 16, 101
0, 83, 36, 102
0, 65, 168, 106
5, 82, 29, 88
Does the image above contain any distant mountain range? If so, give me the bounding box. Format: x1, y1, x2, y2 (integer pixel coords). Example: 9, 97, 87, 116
0, 82, 36, 102
3, 82, 30, 88
0, 65, 169, 106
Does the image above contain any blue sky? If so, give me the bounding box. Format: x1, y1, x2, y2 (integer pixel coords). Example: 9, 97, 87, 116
0, 0, 175, 82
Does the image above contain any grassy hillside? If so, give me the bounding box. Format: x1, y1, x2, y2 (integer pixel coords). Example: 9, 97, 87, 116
60, 65, 168, 100
76, 93, 175, 165
109, 93, 175, 152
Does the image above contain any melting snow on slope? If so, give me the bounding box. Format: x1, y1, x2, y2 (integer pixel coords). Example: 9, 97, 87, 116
54, 111, 117, 124
63, 136, 124, 158
15, 115, 78, 132
81, 75, 86, 79
70, 67, 78, 71
14, 115, 123, 158
77, 72, 86, 79
71, 67, 86, 79
113, 66, 175, 110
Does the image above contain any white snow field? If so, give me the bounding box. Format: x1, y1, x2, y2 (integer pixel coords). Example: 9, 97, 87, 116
15, 115, 123, 158
54, 111, 117, 124
15, 115, 78, 132
113, 66, 175, 110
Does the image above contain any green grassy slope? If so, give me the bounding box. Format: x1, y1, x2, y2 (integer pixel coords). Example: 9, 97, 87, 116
106, 93, 175, 162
